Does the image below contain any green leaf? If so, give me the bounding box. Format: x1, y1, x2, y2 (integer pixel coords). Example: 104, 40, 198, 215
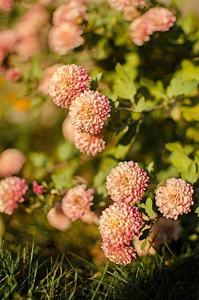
134, 97, 150, 113
165, 142, 185, 154
167, 76, 198, 98
141, 235, 151, 251
114, 144, 131, 159
181, 103, 199, 122
102, 87, 118, 102
114, 63, 136, 101
195, 206, 199, 217
146, 162, 154, 173
182, 161, 198, 184
171, 152, 192, 172
118, 120, 139, 146
145, 198, 154, 219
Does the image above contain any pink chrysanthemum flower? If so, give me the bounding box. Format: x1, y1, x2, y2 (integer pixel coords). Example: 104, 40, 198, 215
62, 184, 94, 221
102, 242, 137, 265
33, 180, 44, 195
99, 202, 143, 246
38, 64, 61, 95
0, 0, 13, 12
74, 131, 105, 156
5, 67, 21, 81
0, 176, 28, 215
155, 178, 194, 220
108, 0, 145, 11
49, 64, 90, 108
106, 161, 149, 203
69, 90, 111, 135
123, 6, 140, 21
53, 3, 87, 26
0, 29, 18, 53
145, 8, 176, 34
129, 15, 150, 46
47, 202, 71, 231
48, 22, 84, 55
0, 148, 26, 178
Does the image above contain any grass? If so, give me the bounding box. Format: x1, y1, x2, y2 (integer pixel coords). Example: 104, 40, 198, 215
0, 240, 199, 299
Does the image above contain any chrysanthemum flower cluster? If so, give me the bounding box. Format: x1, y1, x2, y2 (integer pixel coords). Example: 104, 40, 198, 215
47, 184, 97, 231
129, 8, 176, 46
49, 64, 111, 156
48, 0, 87, 55
99, 161, 148, 265
155, 178, 194, 220
0, 176, 28, 215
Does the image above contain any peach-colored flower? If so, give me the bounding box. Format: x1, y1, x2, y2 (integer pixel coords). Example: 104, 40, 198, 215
48, 22, 84, 55
0, 148, 26, 178
62, 184, 94, 221
108, 0, 145, 11
0, 176, 28, 215
0, 29, 18, 64
99, 202, 143, 246
53, 3, 87, 26
81, 208, 99, 224
69, 90, 111, 135
155, 178, 194, 220
38, 64, 61, 95
5, 68, 21, 81
145, 8, 176, 34
33, 180, 44, 195
106, 161, 149, 203
129, 15, 150, 46
62, 116, 76, 143
102, 242, 137, 265
123, 6, 140, 21
74, 131, 105, 156
49, 64, 90, 108
0, 0, 13, 12
47, 202, 71, 231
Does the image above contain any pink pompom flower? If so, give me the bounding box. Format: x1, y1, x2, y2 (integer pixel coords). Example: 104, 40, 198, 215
47, 202, 71, 231
5, 67, 21, 81
48, 22, 84, 55
0, 176, 28, 215
53, 3, 87, 26
99, 202, 143, 247
129, 15, 150, 46
74, 131, 105, 156
102, 242, 137, 265
0, 0, 14, 12
106, 161, 149, 203
62, 184, 94, 221
69, 90, 111, 135
33, 180, 44, 195
155, 178, 194, 220
0, 148, 26, 178
145, 8, 176, 34
49, 64, 91, 108
108, 0, 145, 11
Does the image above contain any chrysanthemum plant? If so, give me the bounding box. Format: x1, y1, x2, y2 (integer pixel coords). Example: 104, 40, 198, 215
0, 0, 199, 268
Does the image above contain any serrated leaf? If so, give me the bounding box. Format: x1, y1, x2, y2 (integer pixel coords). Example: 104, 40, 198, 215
171, 152, 192, 172
181, 103, 199, 122
102, 87, 118, 102
114, 63, 136, 101
167, 76, 198, 98
134, 97, 150, 113
165, 142, 185, 154
182, 161, 198, 184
